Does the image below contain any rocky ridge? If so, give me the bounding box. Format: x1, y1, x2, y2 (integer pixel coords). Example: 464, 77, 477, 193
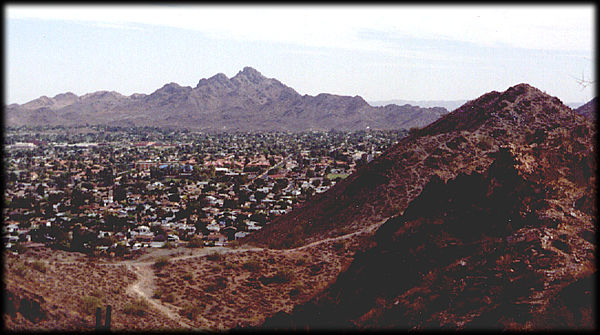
248, 83, 596, 329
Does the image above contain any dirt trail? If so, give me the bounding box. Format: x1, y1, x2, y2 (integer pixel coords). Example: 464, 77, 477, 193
35, 217, 390, 330
126, 263, 205, 330
293, 217, 387, 251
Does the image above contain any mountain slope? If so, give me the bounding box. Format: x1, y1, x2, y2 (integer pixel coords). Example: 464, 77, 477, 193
251, 83, 596, 329
5, 67, 448, 131
246, 83, 595, 248
575, 97, 596, 121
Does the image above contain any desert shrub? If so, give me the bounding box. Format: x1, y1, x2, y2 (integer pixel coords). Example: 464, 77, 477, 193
90, 288, 104, 299
153, 256, 170, 269
242, 259, 261, 272
206, 252, 223, 261
272, 269, 293, 284
409, 127, 421, 137
495, 253, 513, 270
179, 303, 203, 320
30, 260, 47, 273
11, 242, 27, 254
182, 272, 193, 281
123, 298, 148, 316
163, 292, 175, 303
81, 295, 103, 315
12, 262, 28, 277
152, 288, 163, 299
332, 241, 345, 251
476, 133, 494, 150
294, 258, 306, 266
289, 282, 304, 298
187, 236, 203, 248
215, 276, 228, 289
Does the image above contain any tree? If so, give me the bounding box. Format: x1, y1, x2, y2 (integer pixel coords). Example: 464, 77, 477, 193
36, 183, 45, 196
311, 179, 321, 187
113, 184, 127, 202
254, 191, 267, 202
71, 188, 86, 209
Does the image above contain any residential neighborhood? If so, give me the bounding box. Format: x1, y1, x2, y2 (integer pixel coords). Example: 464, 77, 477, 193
3, 125, 406, 257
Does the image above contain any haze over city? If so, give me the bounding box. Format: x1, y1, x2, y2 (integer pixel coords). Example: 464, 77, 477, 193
5, 4, 595, 105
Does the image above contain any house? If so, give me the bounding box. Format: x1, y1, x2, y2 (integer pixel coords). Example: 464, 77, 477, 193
98, 231, 113, 238
246, 221, 263, 231
234, 231, 249, 240
3, 223, 19, 234
221, 226, 237, 241
207, 232, 227, 244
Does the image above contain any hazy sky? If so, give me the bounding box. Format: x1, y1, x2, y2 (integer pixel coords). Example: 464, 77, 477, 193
5, 4, 595, 105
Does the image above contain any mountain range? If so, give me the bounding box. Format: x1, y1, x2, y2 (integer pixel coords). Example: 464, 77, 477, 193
246, 83, 596, 329
5, 67, 449, 132
369, 99, 586, 112
3, 71, 596, 330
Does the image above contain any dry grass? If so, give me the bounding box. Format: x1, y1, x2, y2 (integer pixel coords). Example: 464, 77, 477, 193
152, 237, 359, 329
3, 249, 182, 331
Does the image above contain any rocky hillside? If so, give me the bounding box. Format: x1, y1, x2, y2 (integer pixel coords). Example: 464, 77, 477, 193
247, 83, 596, 329
245, 83, 595, 249
575, 97, 596, 121
5, 67, 447, 131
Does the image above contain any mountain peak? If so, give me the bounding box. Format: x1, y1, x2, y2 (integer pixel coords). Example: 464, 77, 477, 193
233, 66, 266, 83
154, 82, 191, 95
241, 66, 262, 76
196, 73, 229, 88
418, 83, 569, 137
53, 92, 78, 100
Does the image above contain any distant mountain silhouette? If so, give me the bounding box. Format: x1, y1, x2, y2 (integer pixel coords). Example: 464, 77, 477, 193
369, 99, 585, 112
369, 99, 468, 112
5, 67, 448, 131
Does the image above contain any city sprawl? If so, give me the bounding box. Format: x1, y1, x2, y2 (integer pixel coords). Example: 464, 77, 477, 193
3, 125, 406, 256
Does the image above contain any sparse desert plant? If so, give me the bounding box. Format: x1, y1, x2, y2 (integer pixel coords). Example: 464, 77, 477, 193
90, 288, 104, 299
81, 295, 103, 315
409, 127, 421, 137
153, 256, 170, 269
206, 251, 223, 261
188, 236, 203, 248
332, 241, 345, 251
179, 303, 203, 320
182, 272, 193, 281
12, 261, 28, 277
123, 297, 148, 316
152, 288, 163, 299
272, 269, 293, 283
205, 276, 228, 292
496, 253, 513, 269
163, 292, 175, 303
294, 258, 306, 266
289, 282, 304, 298
242, 259, 261, 272
11, 242, 27, 254
30, 260, 47, 273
